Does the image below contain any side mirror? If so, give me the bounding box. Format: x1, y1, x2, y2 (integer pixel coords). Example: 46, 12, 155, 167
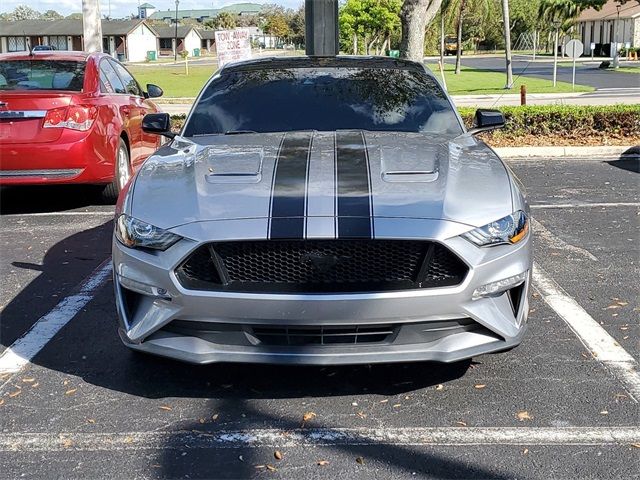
142, 113, 175, 139
468, 109, 506, 135
146, 83, 163, 99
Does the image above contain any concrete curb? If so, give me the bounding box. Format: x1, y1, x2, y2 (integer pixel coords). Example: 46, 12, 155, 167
495, 145, 639, 158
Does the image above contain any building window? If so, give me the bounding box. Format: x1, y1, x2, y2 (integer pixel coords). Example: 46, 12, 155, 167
48, 36, 68, 50
159, 38, 173, 49
7, 37, 27, 52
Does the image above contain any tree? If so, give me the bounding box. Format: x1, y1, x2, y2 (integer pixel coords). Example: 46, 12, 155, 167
42, 10, 63, 20
205, 12, 237, 30
501, 0, 513, 88
8, 5, 41, 20
66, 13, 84, 20
339, 0, 401, 55
399, 0, 443, 61
289, 5, 305, 45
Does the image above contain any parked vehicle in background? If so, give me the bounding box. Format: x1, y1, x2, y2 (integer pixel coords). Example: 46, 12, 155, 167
0, 51, 163, 201
445, 36, 462, 55
32, 45, 57, 51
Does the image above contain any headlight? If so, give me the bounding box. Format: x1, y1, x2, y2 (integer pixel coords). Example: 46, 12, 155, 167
115, 214, 182, 250
462, 211, 529, 247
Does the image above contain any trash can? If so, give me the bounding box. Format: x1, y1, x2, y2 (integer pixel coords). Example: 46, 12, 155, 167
146, 50, 156, 61
193, 48, 200, 57
117, 53, 126, 62
387, 49, 400, 58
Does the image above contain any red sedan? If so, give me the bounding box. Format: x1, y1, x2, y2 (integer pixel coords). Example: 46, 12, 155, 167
0, 51, 163, 201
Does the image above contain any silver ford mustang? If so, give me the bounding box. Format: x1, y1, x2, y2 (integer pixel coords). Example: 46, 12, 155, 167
112, 56, 532, 365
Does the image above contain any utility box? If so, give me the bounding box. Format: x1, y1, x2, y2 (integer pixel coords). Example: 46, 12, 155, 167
146, 50, 156, 61
193, 48, 200, 57
387, 50, 400, 58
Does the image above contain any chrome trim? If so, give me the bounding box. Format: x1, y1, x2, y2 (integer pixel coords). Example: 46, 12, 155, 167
0, 169, 82, 179
0, 110, 47, 119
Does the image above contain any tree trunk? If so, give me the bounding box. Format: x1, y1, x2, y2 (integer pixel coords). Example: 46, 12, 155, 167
501, 0, 513, 88
399, 0, 444, 61
353, 32, 358, 55
455, 0, 466, 74
368, 35, 379, 55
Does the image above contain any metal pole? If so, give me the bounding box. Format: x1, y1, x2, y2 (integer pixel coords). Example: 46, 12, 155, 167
501, 0, 513, 89
440, 8, 444, 67
174, 0, 179, 63
82, 0, 103, 54
613, 6, 620, 68
572, 56, 576, 91
305, 0, 338, 56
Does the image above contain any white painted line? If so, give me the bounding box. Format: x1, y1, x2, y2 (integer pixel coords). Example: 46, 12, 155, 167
531, 218, 598, 261
0, 427, 638, 452
533, 263, 640, 402
0, 261, 112, 375
2, 211, 114, 217
531, 202, 640, 210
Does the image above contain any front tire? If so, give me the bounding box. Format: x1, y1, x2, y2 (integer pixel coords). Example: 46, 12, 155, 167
101, 138, 130, 203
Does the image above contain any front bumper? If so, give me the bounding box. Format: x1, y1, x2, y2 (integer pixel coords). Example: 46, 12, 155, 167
112, 218, 532, 365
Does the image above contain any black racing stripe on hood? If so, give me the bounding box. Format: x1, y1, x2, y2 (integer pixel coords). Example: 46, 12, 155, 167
269, 131, 314, 239
335, 131, 374, 239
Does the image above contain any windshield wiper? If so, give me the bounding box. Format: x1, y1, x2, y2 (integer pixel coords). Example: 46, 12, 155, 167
224, 130, 257, 135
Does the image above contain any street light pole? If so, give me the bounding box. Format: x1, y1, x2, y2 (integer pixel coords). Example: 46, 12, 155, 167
174, 0, 179, 63
552, 20, 560, 87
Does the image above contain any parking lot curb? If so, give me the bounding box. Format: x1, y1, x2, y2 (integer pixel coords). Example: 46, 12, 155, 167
495, 145, 639, 159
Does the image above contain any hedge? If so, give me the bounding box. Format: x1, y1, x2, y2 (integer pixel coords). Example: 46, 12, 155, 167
170, 105, 640, 141
458, 104, 640, 140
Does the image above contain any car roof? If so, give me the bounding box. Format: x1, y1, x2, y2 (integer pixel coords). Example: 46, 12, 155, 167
0, 51, 101, 62
221, 55, 428, 74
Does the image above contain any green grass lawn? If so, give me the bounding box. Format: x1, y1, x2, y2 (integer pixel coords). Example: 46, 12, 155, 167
426, 63, 594, 94
128, 64, 217, 98
615, 66, 640, 73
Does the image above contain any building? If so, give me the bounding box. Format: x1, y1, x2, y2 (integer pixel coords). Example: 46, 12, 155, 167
576, 0, 640, 56
138, 3, 157, 19
149, 2, 262, 23
0, 19, 158, 62
155, 26, 202, 57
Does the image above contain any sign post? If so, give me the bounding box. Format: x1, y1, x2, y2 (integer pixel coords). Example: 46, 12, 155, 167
214, 29, 252, 68
565, 39, 584, 91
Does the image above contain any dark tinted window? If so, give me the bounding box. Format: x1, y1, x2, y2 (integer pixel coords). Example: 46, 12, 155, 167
184, 67, 461, 136
0, 60, 85, 91
110, 60, 142, 96
100, 60, 125, 94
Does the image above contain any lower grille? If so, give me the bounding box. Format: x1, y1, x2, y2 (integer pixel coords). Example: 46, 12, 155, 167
252, 325, 395, 346
176, 240, 468, 293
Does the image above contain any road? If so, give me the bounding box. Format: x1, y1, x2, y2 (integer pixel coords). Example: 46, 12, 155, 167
0, 156, 639, 478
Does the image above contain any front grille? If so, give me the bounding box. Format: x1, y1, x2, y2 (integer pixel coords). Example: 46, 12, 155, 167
251, 325, 395, 346
176, 240, 468, 293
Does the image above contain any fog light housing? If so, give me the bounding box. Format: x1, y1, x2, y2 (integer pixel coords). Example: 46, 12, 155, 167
118, 275, 171, 300
472, 271, 527, 300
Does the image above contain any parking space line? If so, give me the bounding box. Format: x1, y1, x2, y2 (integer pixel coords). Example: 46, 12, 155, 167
0, 260, 112, 377
1, 427, 638, 451
531, 202, 640, 209
531, 218, 598, 261
533, 263, 640, 402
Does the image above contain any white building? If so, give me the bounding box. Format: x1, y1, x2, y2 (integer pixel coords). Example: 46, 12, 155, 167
138, 3, 157, 20
155, 26, 203, 57
576, 0, 640, 56
0, 19, 158, 63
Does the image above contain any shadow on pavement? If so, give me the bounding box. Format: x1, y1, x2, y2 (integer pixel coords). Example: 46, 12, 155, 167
605, 150, 640, 174
0, 184, 112, 214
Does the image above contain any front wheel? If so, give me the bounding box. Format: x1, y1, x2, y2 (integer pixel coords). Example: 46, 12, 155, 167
101, 138, 130, 203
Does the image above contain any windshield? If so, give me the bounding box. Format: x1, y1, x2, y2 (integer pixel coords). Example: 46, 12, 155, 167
0, 60, 86, 91
183, 67, 462, 136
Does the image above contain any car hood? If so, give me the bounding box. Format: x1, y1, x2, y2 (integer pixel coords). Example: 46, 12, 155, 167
130, 131, 513, 234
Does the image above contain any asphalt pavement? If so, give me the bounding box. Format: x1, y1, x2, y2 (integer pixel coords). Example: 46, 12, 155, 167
0, 156, 639, 479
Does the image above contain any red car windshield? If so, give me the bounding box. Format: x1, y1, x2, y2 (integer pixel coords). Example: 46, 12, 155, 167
0, 60, 86, 91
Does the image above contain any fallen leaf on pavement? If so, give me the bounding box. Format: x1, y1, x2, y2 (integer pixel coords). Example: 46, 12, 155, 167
124, 437, 134, 444
212, 413, 219, 420
8, 390, 21, 398
380, 399, 389, 403
355, 456, 364, 465
61, 438, 73, 448
435, 384, 444, 391
266, 465, 277, 472
474, 384, 486, 389
357, 411, 366, 419
199, 418, 205, 424
31, 383, 39, 388
159, 405, 172, 411
600, 410, 609, 415
517, 411, 533, 421
317, 460, 329, 466
65, 388, 77, 396
604, 305, 621, 310
522, 448, 529, 455
0, 399, 4, 406
393, 404, 401, 408
302, 411, 316, 422
87, 419, 96, 424
274, 450, 283, 460
456, 421, 467, 427
22, 378, 35, 383
616, 301, 628, 306
631, 444, 640, 449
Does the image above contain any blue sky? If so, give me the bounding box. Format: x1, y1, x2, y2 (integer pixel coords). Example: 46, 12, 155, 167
1, 1, 303, 19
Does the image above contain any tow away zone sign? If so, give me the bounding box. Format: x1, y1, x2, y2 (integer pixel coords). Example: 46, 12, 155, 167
215, 29, 252, 67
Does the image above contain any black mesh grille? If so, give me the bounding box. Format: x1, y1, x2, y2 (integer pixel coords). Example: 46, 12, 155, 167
176, 240, 468, 293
